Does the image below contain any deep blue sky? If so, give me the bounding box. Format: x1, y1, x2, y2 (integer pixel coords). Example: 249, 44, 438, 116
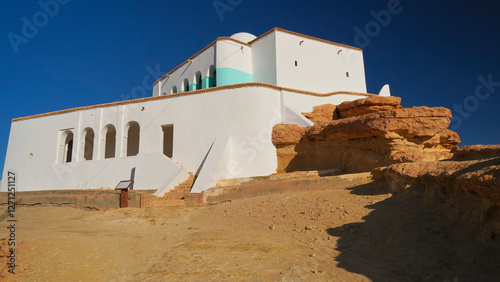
1, 0, 499, 176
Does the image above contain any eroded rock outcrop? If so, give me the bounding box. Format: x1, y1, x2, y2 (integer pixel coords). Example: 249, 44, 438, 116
273, 97, 460, 173
453, 144, 500, 160
372, 147, 500, 240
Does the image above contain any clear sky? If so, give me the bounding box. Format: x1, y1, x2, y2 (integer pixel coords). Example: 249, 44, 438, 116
1, 0, 499, 176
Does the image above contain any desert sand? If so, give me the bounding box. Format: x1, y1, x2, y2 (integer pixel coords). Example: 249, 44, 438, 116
2, 182, 500, 281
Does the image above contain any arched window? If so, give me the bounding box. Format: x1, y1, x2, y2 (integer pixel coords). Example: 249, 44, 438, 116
209, 65, 217, 87
102, 124, 116, 159
125, 121, 140, 157
82, 128, 94, 161
183, 78, 190, 92
60, 131, 74, 163
172, 85, 178, 94
195, 71, 202, 90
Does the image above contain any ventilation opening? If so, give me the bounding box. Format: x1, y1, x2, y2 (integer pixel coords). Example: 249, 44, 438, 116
295, 60, 298, 67
162, 124, 174, 158
346, 72, 349, 77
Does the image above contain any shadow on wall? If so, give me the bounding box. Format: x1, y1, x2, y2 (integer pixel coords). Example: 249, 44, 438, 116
326, 183, 500, 281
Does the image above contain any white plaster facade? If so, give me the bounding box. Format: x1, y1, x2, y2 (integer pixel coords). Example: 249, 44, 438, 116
1, 28, 389, 193
153, 28, 367, 96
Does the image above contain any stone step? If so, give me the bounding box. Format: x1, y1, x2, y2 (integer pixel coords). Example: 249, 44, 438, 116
159, 172, 195, 200
215, 169, 341, 188
203, 172, 372, 203
150, 199, 185, 207
142, 171, 369, 207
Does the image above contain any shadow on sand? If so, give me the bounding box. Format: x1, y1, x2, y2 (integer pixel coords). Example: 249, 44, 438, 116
326, 183, 500, 281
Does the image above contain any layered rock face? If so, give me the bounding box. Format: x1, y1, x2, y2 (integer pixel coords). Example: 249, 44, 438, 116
372, 146, 500, 240
300, 96, 403, 123
273, 96, 460, 173
336, 96, 402, 119
452, 144, 500, 160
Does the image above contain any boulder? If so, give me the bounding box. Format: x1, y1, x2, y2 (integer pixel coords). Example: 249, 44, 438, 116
302, 104, 339, 122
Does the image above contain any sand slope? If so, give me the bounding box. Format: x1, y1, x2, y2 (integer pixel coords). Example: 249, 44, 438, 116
2, 183, 500, 281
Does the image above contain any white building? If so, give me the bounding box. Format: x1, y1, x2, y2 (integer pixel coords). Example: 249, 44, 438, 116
1, 28, 389, 194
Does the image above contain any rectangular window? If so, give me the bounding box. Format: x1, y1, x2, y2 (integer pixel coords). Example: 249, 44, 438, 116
162, 124, 174, 158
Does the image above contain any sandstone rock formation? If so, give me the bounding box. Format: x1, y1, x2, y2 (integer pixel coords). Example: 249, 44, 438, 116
302, 104, 339, 122
453, 144, 500, 160
337, 96, 402, 118
372, 146, 500, 240
273, 97, 460, 173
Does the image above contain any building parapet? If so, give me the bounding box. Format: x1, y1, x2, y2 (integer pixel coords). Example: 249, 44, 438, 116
12, 82, 375, 122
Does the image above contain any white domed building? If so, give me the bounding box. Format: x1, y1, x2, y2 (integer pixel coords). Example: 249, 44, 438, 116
2, 28, 390, 194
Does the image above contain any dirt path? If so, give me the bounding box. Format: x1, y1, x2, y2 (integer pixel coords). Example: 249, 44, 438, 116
2, 183, 500, 281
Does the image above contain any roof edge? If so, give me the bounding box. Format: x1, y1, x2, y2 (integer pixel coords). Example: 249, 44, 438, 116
249, 27, 363, 51
13, 83, 375, 122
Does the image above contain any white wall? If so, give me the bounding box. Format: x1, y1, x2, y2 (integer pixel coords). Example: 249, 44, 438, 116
153, 29, 367, 97
1, 85, 373, 193
251, 31, 277, 85
215, 39, 253, 85
2, 28, 374, 193
274, 31, 367, 93
155, 44, 216, 96
281, 91, 369, 113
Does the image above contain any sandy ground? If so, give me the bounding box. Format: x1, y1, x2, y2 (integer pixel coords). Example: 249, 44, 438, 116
2, 183, 500, 281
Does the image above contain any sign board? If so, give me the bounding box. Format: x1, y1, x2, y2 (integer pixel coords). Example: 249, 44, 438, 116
115, 180, 133, 190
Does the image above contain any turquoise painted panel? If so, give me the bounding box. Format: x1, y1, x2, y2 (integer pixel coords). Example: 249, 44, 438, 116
189, 84, 198, 91
216, 68, 253, 86
202, 77, 213, 89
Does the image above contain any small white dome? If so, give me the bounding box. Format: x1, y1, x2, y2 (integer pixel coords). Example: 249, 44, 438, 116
230, 32, 257, 43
